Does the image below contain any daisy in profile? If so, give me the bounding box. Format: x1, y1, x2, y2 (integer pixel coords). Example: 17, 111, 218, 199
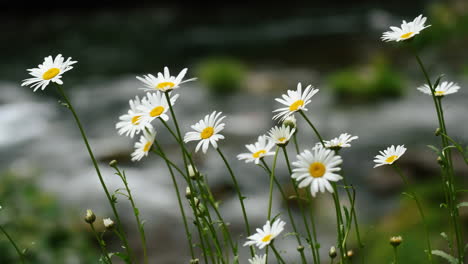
21, 54, 77, 92
237, 135, 275, 164
273, 82, 319, 121
248, 254, 266, 264
292, 146, 343, 197
325, 133, 359, 150
116, 96, 150, 138
184, 111, 225, 153
136, 66, 197, 92
244, 218, 286, 249
373, 145, 407, 168
138, 92, 179, 126
417, 81, 460, 97
381, 14, 430, 42
131, 129, 156, 162
267, 125, 296, 146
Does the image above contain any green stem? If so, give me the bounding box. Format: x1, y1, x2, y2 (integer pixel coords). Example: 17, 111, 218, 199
270, 243, 286, 264
331, 184, 346, 262
55, 85, 133, 261
90, 223, 113, 264
393, 246, 399, 264
393, 165, 433, 263
267, 147, 280, 220
299, 111, 325, 147
293, 133, 300, 154
0, 225, 25, 264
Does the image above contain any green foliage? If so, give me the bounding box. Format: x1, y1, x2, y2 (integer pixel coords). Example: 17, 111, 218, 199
0, 171, 99, 263
327, 56, 405, 103
197, 57, 246, 95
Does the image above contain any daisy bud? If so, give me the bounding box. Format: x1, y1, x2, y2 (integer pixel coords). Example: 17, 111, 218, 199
188, 165, 199, 180
109, 160, 118, 167
346, 250, 354, 258
190, 259, 199, 264
329, 246, 337, 259
103, 218, 115, 230
84, 209, 96, 224
193, 197, 200, 207
390, 235, 403, 247
283, 116, 297, 130
185, 187, 192, 199
437, 156, 445, 166
435, 128, 441, 136
297, 245, 304, 252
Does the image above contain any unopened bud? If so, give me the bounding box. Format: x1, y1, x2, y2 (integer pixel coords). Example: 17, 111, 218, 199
329, 246, 337, 259
185, 187, 192, 199
390, 235, 403, 247
437, 156, 445, 166
84, 209, 96, 224
190, 259, 199, 264
346, 250, 354, 258
109, 160, 118, 167
103, 218, 115, 230
193, 197, 200, 207
297, 245, 304, 252
435, 128, 441, 136
188, 165, 199, 180
283, 116, 297, 130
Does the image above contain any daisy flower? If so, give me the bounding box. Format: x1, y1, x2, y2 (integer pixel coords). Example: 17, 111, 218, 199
131, 129, 156, 162
267, 125, 296, 146
325, 133, 359, 150
373, 145, 407, 168
184, 111, 225, 154
116, 96, 150, 138
136, 66, 197, 92
381, 14, 430, 42
243, 218, 286, 249
249, 254, 266, 264
237, 135, 275, 164
417, 81, 460, 97
292, 146, 343, 197
272, 82, 319, 121
21, 54, 77, 92
138, 92, 179, 126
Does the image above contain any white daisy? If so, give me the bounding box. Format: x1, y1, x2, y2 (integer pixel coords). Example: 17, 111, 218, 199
292, 146, 343, 197
184, 111, 225, 154
325, 133, 359, 150
21, 54, 77, 92
381, 14, 431, 42
243, 218, 286, 249
249, 254, 266, 264
136, 66, 197, 92
373, 145, 407, 168
103, 218, 115, 229
272, 82, 319, 121
417, 81, 460, 97
116, 96, 150, 138
131, 129, 156, 162
267, 125, 296, 146
237, 135, 275, 164
282, 115, 297, 129
138, 92, 179, 126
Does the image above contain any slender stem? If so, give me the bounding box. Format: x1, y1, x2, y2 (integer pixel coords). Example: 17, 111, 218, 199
55, 85, 133, 261
299, 111, 325, 147
90, 223, 112, 264
0, 225, 25, 264
216, 147, 255, 257
331, 184, 347, 262
293, 133, 300, 154
270, 243, 286, 264
267, 147, 280, 220
393, 165, 433, 263
393, 246, 399, 264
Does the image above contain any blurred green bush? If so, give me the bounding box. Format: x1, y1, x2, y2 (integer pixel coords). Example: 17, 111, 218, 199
196, 57, 247, 95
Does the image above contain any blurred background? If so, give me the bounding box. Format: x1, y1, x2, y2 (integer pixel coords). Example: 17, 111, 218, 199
1, 2, 468, 263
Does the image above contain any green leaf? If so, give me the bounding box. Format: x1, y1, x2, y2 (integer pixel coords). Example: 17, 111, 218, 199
427, 145, 441, 154
431, 250, 458, 264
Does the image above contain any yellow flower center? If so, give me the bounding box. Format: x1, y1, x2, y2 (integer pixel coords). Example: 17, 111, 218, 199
143, 141, 152, 152
150, 106, 165, 117
309, 162, 326, 178
261, 234, 273, 243
400, 32, 414, 39
252, 150, 266, 158
42, 68, 60, 80
435, 91, 445, 96
278, 137, 287, 142
385, 155, 398, 163
131, 115, 142, 125
156, 81, 175, 90
200, 127, 214, 139
289, 100, 304, 111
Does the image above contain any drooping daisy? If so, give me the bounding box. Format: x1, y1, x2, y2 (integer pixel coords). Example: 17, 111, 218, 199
292, 146, 343, 197
272, 82, 319, 121
267, 125, 296, 146
417, 81, 460, 97
373, 145, 407, 168
248, 254, 266, 264
381, 14, 430, 42
116, 96, 150, 138
136, 66, 197, 92
138, 92, 179, 126
131, 129, 156, 162
184, 111, 225, 154
324, 133, 359, 150
237, 135, 275, 164
243, 218, 286, 249
21, 54, 77, 92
